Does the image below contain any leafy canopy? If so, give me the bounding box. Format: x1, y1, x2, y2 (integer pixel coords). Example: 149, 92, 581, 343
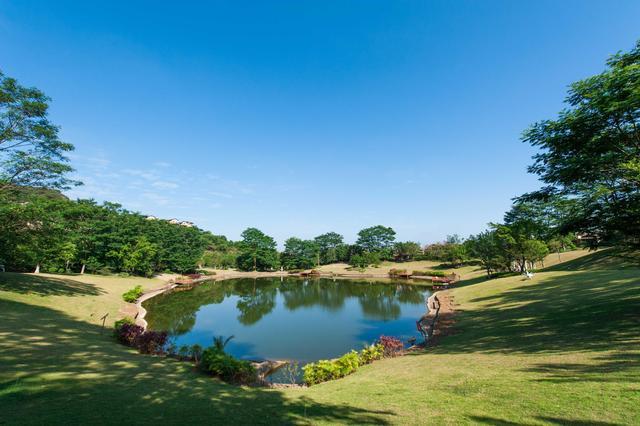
521, 40, 640, 242
0, 71, 79, 190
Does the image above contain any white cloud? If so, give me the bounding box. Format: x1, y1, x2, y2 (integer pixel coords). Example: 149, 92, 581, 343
142, 192, 170, 206
208, 191, 233, 198
151, 180, 179, 189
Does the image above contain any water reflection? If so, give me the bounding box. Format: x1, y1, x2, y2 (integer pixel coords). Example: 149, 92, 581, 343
144, 277, 430, 363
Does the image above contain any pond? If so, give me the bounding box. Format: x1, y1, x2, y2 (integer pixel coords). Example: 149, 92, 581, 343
143, 277, 431, 375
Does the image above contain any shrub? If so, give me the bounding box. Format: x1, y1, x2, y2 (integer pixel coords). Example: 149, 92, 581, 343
411, 270, 447, 277
190, 344, 203, 364
122, 285, 144, 303
115, 323, 144, 347
199, 347, 256, 384
359, 344, 384, 364
389, 268, 407, 277
303, 359, 340, 385
166, 342, 177, 357
303, 350, 364, 386
178, 345, 191, 360
135, 330, 168, 355
379, 335, 403, 357
335, 351, 360, 375
113, 317, 134, 330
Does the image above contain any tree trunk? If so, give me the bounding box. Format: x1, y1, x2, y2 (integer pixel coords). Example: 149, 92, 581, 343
34, 263, 40, 274
80, 264, 86, 274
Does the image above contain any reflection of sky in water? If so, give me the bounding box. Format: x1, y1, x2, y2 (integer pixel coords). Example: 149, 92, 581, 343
147, 279, 430, 364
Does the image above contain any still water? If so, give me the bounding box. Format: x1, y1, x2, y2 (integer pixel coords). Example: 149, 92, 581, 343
144, 277, 431, 364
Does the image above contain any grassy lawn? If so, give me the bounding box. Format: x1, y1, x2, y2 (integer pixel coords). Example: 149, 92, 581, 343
1, 250, 639, 424
315, 249, 589, 280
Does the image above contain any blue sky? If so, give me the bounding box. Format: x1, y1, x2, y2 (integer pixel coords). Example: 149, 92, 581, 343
1, 1, 639, 245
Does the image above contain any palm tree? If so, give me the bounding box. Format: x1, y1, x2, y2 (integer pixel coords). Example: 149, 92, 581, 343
212, 335, 234, 352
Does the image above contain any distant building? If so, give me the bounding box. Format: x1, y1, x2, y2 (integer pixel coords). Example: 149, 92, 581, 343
167, 218, 181, 225
145, 215, 158, 221
180, 221, 194, 227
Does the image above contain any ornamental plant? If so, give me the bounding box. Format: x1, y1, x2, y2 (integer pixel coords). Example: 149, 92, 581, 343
115, 323, 144, 347
359, 344, 384, 364
411, 270, 448, 277
379, 335, 403, 357
135, 330, 168, 355
113, 317, 134, 331
199, 347, 256, 384
303, 348, 384, 386
122, 285, 144, 303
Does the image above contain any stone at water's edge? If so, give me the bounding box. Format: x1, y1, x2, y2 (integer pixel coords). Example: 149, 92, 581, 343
253, 360, 288, 380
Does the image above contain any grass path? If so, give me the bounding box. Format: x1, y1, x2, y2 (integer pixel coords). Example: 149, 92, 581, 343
1, 250, 639, 424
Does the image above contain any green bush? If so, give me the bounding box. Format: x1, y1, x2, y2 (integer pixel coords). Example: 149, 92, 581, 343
389, 268, 407, 277
303, 347, 385, 386
122, 285, 144, 303
113, 317, 134, 330
199, 347, 256, 384
335, 351, 360, 374
359, 344, 384, 364
411, 270, 447, 277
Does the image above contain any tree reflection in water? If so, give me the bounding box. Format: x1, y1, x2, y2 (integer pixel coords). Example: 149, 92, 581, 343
143, 277, 430, 357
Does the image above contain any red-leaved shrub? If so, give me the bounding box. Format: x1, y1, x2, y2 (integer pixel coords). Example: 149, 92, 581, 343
116, 323, 144, 346
379, 335, 403, 357
135, 331, 168, 354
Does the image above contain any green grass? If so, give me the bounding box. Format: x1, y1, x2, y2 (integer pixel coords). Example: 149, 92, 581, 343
1, 250, 639, 424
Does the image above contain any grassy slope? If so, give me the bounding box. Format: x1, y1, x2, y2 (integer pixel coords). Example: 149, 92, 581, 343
1, 250, 639, 425
315, 249, 589, 280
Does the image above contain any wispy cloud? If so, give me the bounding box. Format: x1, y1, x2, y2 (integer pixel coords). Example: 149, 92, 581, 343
151, 180, 179, 189
142, 192, 170, 206
208, 191, 233, 199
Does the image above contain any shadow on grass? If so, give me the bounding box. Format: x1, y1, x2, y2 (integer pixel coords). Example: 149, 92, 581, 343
469, 415, 622, 426
0, 299, 394, 424
544, 248, 640, 272
523, 351, 640, 383
0, 272, 105, 297
438, 269, 640, 355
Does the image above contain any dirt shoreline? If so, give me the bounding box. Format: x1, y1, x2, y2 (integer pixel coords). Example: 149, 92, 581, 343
428, 290, 456, 345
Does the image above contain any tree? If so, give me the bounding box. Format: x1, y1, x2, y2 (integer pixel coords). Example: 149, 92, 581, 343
349, 252, 381, 269
393, 241, 421, 262
520, 41, 640, 244
236, 227, 279, 271
0, 71, 79, 190
443, 243, 468, 267
466, 230, 504, 277
116, 236, 158, 277
59, 241, 77, 272
314, 232, 345, 265
522, 239, 549, 270
281, 237, 318, 270
547, 234, 576, 262
356, 225, 396, 256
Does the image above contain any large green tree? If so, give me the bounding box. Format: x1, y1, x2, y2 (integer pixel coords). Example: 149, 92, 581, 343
0, 71, 79, 190
520, 41, 640, 244
356, 225, 396, 256
236, 228, 279, 271
281, 237, 318, 270
313, 232, 345, 264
